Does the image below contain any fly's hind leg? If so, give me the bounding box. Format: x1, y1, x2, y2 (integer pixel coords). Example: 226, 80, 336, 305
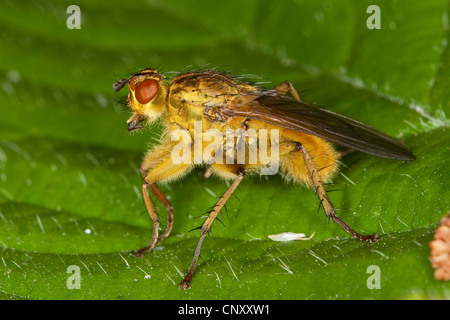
275, 82, 354, 160
277, 83, 376, 240
295, 142, 380, 242
276, 82, 356, 159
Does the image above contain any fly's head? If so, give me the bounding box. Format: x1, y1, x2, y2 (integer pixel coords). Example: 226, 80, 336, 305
114, 68, 168, 132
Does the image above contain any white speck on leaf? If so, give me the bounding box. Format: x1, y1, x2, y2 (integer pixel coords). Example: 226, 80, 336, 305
268, 231, 315, 241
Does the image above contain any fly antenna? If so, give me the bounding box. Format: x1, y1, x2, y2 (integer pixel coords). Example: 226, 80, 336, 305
113, 78, 129, 92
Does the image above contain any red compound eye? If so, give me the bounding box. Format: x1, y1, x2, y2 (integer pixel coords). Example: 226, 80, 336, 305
135, 79, 159, 104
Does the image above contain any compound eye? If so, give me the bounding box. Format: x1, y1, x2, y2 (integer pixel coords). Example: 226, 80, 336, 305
135, 79, 159, 104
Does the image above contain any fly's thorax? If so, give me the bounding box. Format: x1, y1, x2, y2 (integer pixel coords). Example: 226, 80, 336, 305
168, 71, 260, 116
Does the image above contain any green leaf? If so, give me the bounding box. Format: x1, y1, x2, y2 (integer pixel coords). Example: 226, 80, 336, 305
0, 0, 449, 299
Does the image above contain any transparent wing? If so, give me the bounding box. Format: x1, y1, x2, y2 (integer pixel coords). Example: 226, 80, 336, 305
222, 94, 415, 160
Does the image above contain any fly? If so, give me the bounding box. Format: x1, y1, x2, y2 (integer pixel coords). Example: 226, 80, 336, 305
113, 67, 415, 289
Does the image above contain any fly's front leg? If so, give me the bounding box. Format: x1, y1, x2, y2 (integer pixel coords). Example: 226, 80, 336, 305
179, 168, 246, 290
132, 179, 160, 257
295, 142, 380, 242
135, 179, 174, 256
139, 163, 174, 244
133, 143, 193, 257
149, 183, 174, 244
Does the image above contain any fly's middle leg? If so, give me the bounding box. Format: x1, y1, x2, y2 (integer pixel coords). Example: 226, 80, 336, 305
274, 81, 302, 101
179, 167, 246, 290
